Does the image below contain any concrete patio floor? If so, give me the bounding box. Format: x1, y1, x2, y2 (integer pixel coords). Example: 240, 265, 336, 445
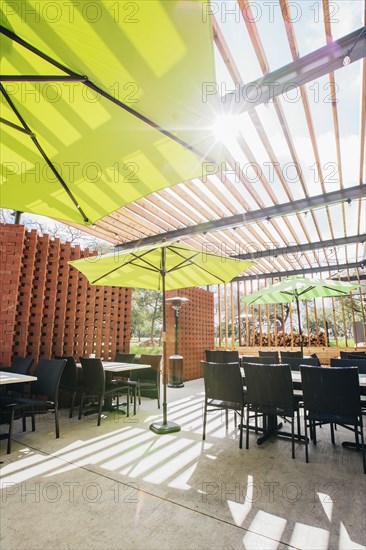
1, 378, 365, 550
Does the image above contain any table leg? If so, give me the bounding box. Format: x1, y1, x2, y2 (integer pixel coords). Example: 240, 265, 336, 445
256, 414, 307, 444
257, 415, 283, 445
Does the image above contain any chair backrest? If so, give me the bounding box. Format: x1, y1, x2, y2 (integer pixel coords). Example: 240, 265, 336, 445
130, 354, 162, 382
285, 356, 320, 371
54, 355, 78, 390
241, 356, 276, 365
114, 353, 136, 363
243, 363, 294, 412
31, 359, 66, 401
330, 358, 366, 374
300, 366, 361, 418
205, 350, 223, 363
9, 356, 34, 375
220, 350, 240, 363
79, 357, 105, 393
280, 350, 303, 361
340, 351, 366, 360
201, 361, 244, 406
4, 356, 34, 395
258, 350, 280, 362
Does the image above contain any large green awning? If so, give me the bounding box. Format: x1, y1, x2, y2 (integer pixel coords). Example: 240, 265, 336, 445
0, 1, 220, 224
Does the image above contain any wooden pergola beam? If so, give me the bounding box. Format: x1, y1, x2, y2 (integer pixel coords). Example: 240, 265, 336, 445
232, 262, 365, 282
222, 27, 366, 113
115, 184, 365, 249
233, 235, 365, 260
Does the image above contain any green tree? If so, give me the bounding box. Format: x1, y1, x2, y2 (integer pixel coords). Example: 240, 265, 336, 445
131, 289, 162, 342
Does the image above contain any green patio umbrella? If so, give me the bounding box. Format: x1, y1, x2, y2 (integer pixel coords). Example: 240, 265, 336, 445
0, 1, 220, 224
242, 276, 361, 352
70, 241, 255, 434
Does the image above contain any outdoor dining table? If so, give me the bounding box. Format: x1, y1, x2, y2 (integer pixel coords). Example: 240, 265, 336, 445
0, 371, 38, 462
75, 361, 150, 373
241, 368, 366, 446
75, 361, 151, 414
0, 371, 37, 385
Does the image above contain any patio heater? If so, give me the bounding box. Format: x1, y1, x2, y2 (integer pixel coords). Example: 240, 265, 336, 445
166, 297, 190, 388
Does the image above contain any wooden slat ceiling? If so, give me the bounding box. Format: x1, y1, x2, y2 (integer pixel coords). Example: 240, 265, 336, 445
73, 0, 366, 281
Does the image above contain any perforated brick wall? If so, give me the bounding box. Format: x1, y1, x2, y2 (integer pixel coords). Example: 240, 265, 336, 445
0, 224, 131, 367
166, 287, 214, 380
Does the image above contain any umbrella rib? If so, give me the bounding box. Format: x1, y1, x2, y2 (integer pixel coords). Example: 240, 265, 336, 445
296, 287, 314, 297
0, 25, 214, 163
0, 83, 90, 224
0, 116, 34, 135
316, 285, 353, 295
167, 248, 228, 284
91, 252, 160, 284
295, 285, 352, 298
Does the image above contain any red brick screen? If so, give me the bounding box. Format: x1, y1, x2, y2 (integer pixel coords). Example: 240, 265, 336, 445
166, 287, 214, 380
0, 224, 131, 367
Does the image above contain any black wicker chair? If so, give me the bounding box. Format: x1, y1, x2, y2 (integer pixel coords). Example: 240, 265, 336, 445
280, 350, 303, 361
78, 358, 131, 425
114, 353, 136, 363
0, 356, 34, 396
221, 350, 240, 363
243, 362, 300, 458
241, 356, 277, 365
129, 354, 162, 410
285, 357, 320, 371
258, 350, 280, 362
113, 352, 138, 414
300, 366, 365, 473
330, 358, 366, 374
54, 355, 83, 419
340, 351, 366, 360
201, 361, 245, 448
204, 350, 223, 362
0, 358, 66, 453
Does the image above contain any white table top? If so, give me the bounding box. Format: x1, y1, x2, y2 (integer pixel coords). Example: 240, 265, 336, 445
0, 371, 37, 385
76, 361, 151, 373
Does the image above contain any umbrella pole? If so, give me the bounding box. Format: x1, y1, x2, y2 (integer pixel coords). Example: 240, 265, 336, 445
295, 296, 304, 355
150, 248, 181, 434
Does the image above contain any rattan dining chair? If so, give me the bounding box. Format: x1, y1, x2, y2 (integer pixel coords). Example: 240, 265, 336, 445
280, 350, 303, 361
114, 352, 138, 414
0, 356, 34, 396
114, 353, 136, 363
285, 357, 320, 371
243, 362, 300, 458
300, 366, 366, 473
0, 358, 67, 452
78, 357, 131, 425
204, 350, 223, 362
54, 355, 83, 419
220, 350, 240, 363
241, 356, 276, 365
330, 358, 366, 374
201, 361, 245, 448
258, 350, 280, 362
129, 354, 162, 410
340, 351, 366, 360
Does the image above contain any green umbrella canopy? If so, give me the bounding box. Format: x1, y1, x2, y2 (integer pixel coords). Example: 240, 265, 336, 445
242, 276, 361, 305
0, 1, 221, 224
69, 241, 255, 289
70, 241, 254, 435
242, 276, 361, 352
